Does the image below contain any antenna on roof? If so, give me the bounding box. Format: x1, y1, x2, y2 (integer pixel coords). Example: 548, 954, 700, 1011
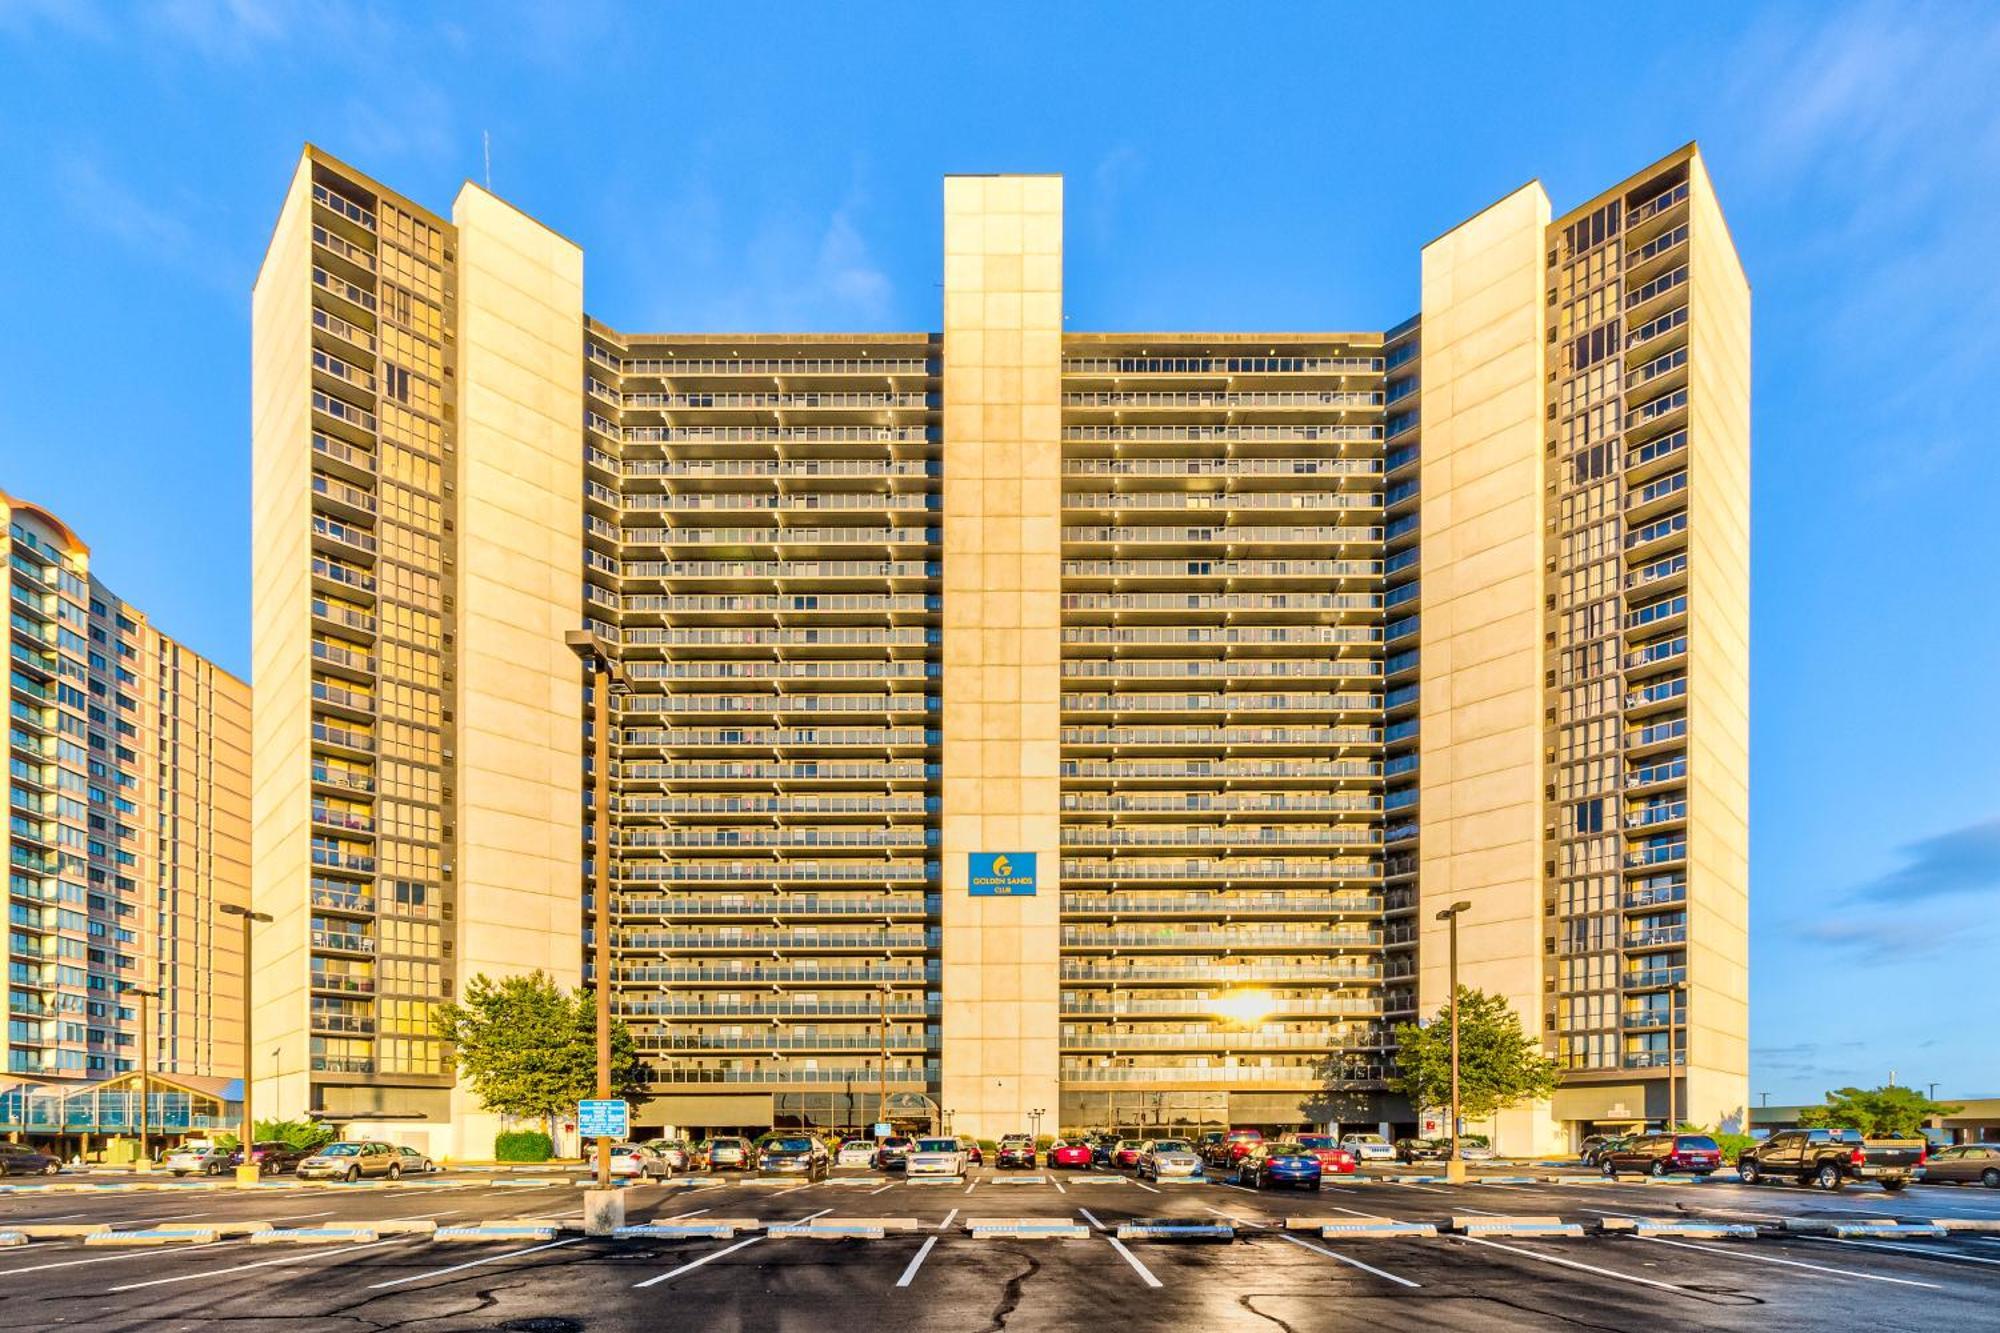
483, 130, 492, 191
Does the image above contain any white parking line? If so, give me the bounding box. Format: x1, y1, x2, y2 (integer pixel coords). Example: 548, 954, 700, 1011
1077, 1208, 1106, 1231
0, 1241, 253, 1277
368, 1238, 582, 1291
964, 1181, 978, 1195
1204, 1205, 1266, 1228
1129, 1179, 1161, 1195
1458, 1236, 1703, 1294
1050, 1175, 1067, 1194
633, 1235, 764, 1289
938, 1209, 958, 1231
785, 1207, 834, 1225
869, 1183, 899, 1196
1105, 1236, 1164, 1288
895, 1235, 938, 1288
1808, 1235, 2000, 1268
1396, 1183, 1449, 1194
1635, 1235, 1942, 1289
108, 1239, 408, 1292
1277, 1233, 1419, 1286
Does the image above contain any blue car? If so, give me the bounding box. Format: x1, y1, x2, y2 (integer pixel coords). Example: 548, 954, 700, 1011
1235, 1141, 1323, 1191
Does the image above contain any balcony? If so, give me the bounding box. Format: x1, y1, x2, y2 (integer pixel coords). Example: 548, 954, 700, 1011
310, 721, 375, 755
646, 1065, 936, 1088
310, 884, 376, 915
1059, 960, 1381, 984
309, 1013, 377, 1036
616, 928, 938, 952
1623, 1051, 1687, 1070
1623, 842, 1687, 871
1623, 925, 1688, 949
308, 971, 376, 995
310, 929, 376, 956
1624, 966, 1687, 990
1624, 880, 1687, 910
1058, 891, 1382, 917
311, 639, 376, 678
312, 182, 376, 231
1058, 1063, 1365, 1086
1625, 717, 1688, 755
617, 963, 937, 987
1626, 180, 1690, 231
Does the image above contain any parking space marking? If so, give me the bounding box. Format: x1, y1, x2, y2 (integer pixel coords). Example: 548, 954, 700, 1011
1105, 1236, 1164, 1288
1050, 1175, 1067, 1194
937, 1209, 958, 1231
784, 1208, 834, 1225
1129, 1179, 1161, 1194
1277, 1233, 1421, 1288
1395, 1183, 1449, 1194
869, 1183, 899, 1196
1203, 1205, 1266, 1229
895, 1235, 937, 1288
368, 1238, 583, 1291
1635, 1235, 1943, 1289
1077, 1208, 1106, 1231
633, 1235, 764, 1289
1458, 1236, 1703, 1294
0, 1240, 254, 1277
964, 1181, 977, 1194
107, 1239, 408, 1293
1808, 1236, 2000, 1268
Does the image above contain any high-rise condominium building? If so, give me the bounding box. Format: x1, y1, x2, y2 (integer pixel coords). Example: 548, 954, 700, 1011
3, 491, 251, 1087
251, 143, 1747, 1156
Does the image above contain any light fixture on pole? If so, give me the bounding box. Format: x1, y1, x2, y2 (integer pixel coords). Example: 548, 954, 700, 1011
566, 630, 629, 1226
1435, 900, 1473, 1183
218, 903, 274, 1187
130, 984, 159, 1172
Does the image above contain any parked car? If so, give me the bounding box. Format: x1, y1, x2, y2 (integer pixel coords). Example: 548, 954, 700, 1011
296, 1141, 402, 1181
1294, 1135, 1358, 1176
1579, 1134, 1631, 1166
870, 1136, 911, 1170
1737, 1128, 1925, 1192
1138, 1139, 1204, 1181
608, 1143, 668, 1180
959, 1137, 984, 1166
1110, 1138, 1148, 1169
165, 1145, 236, 1177
1918, 1144, 2000, 1188
1236, 1141, 1323, 1191
1339, 1133, 1396, 1163
1048, 1139, 1094, 1169
0, 1142, 61, 1177
229, 1140, 308, 1175
392, 1145, 439, 1175
997, 1134, 1037, 1169
642, 1140, 691, 1172
1599, 1132, 1723, 1179
1458, 1135, 1496, 1162
906, 1136, 969, 1179
1395, 1137, 1448, 1164
705, 1136, 754, 1172
835, 1138, 880, 1169
758, 1136, 829, 1178
1091, 1134, 1120, 1165
1202, 1128, 1264, 1169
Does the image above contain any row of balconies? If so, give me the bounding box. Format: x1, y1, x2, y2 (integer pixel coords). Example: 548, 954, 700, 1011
1057, 891, 1381, 916
1061, 523, 1383, 546
1061, 826, 1380, 850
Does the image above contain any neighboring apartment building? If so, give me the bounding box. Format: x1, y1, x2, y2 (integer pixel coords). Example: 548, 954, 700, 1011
3, 491, 251, 1087
251, 143, 1746, 1157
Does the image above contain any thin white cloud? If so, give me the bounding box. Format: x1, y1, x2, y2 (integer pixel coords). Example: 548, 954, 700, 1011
55, 153, 240, 295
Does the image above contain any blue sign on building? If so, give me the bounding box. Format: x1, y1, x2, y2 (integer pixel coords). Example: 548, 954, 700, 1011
578, 1098, 629, 1140
969, 852, 1037, 897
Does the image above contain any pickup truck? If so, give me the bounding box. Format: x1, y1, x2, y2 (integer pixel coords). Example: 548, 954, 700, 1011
1737, 1128, 1927, 1192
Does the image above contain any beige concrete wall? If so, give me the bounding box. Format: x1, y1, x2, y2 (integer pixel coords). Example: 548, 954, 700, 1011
249, 155, 319, 1122
939, 174, 1065, 1141
1417, 182, 1563, 1154
1682, 152, 1752, 1135
447, 183, 587, 1155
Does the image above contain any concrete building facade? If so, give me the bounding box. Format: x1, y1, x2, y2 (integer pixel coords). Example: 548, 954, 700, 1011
3, 491, 251, 1091
250, 144, 1747, 1156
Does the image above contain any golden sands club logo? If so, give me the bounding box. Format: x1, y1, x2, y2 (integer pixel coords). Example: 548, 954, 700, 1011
969, 852, 1036, 896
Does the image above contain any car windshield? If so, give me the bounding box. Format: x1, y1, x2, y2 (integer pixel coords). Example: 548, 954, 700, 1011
916, 1139, 958, 1152
1001, 1136, 1032, 1145
1677, 1136, 1719, 1150
1117, 1140, 1144, 1150
1349, 1135, 1388, 1145
320, 1143, 360, 1156
840, 1140, 871, 1150
882, 1138, 912, 1148
1228, 1130, 1262, 1140
1296, 1136, 1336, 1148
1152, 1141, 1190, 1153
768, 1138, 814, 1152
1271, 1143, 1310, 1156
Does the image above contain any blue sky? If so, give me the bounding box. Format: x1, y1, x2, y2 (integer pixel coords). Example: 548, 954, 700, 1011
2, 1, 1996, 1106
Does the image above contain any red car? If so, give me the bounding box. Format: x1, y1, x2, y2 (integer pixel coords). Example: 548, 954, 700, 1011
1049, 1140, 1094, 1169
1294, 1135, 1358, 1176
1202, 1128, 1264, 1169
1111, 1138, 1147, 1169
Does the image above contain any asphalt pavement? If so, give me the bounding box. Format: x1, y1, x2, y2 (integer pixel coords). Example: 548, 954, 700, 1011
4, 1163, 1999, 1330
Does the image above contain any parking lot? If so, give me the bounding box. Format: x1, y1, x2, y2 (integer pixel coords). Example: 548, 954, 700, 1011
4, 1164, 2000, 1331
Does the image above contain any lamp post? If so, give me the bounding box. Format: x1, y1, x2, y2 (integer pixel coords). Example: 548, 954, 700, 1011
566, 630, 629, 1208
218, 903, 273, 1187
1667, 981, 1685, 1130
878, 983, 890, 1133
131, 985, 159, 1172
1435, 900, 1472, 1183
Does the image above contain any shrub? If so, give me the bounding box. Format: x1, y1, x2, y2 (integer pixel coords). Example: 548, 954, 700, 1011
495, 1130, 554, 1162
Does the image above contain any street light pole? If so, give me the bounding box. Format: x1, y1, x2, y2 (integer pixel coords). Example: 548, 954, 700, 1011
132, 985, 158, 1172
878, 983, 890, 1132
218, 903, 273, 1187
1435, 900, 1472, 1183
566, 631, 628, 1199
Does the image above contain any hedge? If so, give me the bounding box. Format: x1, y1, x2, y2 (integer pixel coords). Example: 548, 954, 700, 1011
495, 1130, 554, 1162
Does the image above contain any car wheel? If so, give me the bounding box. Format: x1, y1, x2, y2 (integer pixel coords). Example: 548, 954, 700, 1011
1813, 1163, 1842, 1191
42, 1162, 60, 1177
1984, 1169, 2000, 1190
1650, 1160, 1671, 1178
344, 1165, 360, 1183
387, 1164, 401, 1180
1738, 1160, 1760, 1186
1601, 1160, 1617, 1178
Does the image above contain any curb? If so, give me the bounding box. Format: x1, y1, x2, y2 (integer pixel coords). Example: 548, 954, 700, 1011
614, 1224, 735, 1240
768, 1224, 885, 1239
86, 1230, 221, 1246
1453, 1215, 1584, 1238
1116, 1220, 1233, 1242
435, 1226, 558, 1242
1321, 1221, 1439, 1238
251, 1228, 381, 1245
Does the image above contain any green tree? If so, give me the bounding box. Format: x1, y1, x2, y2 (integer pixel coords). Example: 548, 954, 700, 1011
436, 970, 649, 1140
1797, 1086, 1961, 1138
1387, 986, 1559, 1126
